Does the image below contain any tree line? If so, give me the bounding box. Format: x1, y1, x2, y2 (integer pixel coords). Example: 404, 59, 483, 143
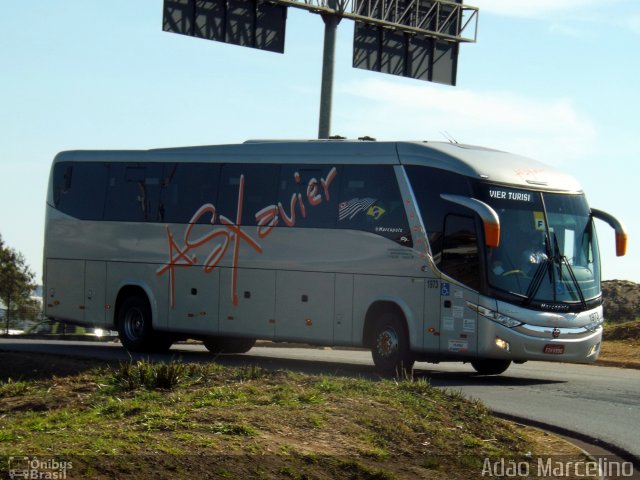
0, 234, 39, 334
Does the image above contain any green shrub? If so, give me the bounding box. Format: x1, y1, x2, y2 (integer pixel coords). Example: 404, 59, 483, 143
111, 360, 202, 390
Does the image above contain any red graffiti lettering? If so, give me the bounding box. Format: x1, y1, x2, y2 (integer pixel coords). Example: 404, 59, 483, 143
321, 167, 337, 201
307, 179, 322, 206
255, 205, 279, 239
157, 167, 338, 308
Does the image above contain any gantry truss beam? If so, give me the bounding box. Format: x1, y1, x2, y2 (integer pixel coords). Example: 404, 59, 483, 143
270, 0, 478, 42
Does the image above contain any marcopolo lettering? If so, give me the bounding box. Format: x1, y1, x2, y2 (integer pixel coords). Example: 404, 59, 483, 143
375, 226, 404, 233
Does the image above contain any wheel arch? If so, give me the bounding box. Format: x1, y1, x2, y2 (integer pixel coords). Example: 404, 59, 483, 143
113, 282, 157, 330
362, 299, 417, 350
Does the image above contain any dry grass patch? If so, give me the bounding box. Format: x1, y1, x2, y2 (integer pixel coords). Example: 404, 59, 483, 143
0, 352, 596, 479
597, 320, 640, 369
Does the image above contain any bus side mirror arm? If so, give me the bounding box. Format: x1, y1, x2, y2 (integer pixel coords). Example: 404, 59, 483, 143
440, 194, 501, 248
591, 208, 627, 257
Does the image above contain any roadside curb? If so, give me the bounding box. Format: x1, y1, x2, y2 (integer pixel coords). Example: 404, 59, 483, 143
595, 359, 640, 370
491, 411, 640, 472
0, 334, 118, 342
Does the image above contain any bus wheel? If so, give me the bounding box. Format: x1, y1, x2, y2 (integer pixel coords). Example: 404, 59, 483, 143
371, 312, 414, 377
203, 337, 256, 355
471, 359, 511, 375
117, 295, 172, 353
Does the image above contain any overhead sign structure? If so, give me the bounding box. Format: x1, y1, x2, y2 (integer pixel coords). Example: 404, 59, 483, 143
352, 0, 466, 85
353, 23, 458, 85
163, 0, 287, 53
163, 0, 478, 136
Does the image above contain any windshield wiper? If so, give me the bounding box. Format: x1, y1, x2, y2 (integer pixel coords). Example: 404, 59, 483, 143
552, 232, 587, 308
523, 258, 550, 306
523, 235, 587, 309
522, 232, 553, 306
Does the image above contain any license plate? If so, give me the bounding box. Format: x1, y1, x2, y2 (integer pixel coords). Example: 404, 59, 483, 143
544, 344, 565, 355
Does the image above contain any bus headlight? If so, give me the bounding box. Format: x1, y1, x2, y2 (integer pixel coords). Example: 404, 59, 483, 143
468, 304, 523, 328
488, 312, 523, 328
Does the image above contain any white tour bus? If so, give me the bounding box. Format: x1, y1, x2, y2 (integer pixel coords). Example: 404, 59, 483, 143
44, 140, 627, 375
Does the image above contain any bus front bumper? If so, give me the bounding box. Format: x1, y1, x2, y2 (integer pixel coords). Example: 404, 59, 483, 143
477, 320, 603, 364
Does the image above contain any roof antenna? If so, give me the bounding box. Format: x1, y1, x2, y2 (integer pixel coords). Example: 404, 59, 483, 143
440, 131, 458, 144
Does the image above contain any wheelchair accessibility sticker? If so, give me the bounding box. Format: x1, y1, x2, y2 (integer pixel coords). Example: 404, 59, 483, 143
440, 282, 450, 297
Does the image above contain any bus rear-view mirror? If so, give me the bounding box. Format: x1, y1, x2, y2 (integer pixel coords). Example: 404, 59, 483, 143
591, 208, 627, 257
440, 194, 501, 248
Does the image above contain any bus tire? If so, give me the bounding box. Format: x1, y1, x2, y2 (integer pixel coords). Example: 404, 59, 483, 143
117, 295, 172, 353
203, 336, 256, 355
471, 359, 511, 375
371, 311, 414, 377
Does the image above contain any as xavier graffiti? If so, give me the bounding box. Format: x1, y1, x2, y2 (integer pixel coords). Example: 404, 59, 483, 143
156, 168, 338, 308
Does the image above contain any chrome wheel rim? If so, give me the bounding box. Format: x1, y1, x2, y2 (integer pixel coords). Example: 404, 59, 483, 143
123, 307, 145, 340
376, 327, 399, 359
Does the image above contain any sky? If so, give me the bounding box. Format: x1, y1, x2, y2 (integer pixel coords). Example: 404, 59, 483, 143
0, 0, 638, 284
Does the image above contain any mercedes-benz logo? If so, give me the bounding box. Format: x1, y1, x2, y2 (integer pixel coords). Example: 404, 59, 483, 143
552, 328, 561, 338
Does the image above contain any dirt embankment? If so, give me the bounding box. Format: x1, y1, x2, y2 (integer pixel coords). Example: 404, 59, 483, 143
602, 280, 640, 322
598, 281, 640, 369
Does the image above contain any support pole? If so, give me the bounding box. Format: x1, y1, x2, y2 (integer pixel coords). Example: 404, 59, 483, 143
318, 11, 340, 139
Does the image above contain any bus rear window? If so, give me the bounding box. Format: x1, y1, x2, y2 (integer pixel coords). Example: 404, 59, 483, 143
52, 162, 109, 220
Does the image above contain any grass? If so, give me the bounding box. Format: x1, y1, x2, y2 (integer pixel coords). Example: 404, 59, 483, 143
0, 353, 596, 479
111, 359, 211, 390
0, 378, 32, 397
603, 318, 640, 341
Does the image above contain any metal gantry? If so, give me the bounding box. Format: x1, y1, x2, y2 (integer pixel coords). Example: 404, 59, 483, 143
271, 0, 478, 43
163, 0, 478, 138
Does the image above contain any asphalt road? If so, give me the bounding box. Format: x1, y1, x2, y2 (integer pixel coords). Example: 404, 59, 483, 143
1, 338, 638, 462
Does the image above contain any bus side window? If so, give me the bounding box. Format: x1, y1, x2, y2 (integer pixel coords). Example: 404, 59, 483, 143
160, 163, 220, 224
441, 214, 480, 290
104, 163, 163, 222
405, 166, 471, 263
278, 165, 339, 228
337, 165, 412, 246
218, 164, 280, 225
52, 161, 109, 220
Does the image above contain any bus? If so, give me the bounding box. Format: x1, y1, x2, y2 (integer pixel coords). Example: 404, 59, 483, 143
43, 140, 627, 375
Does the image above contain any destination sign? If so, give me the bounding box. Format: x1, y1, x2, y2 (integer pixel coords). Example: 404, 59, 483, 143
488, 189, 533, 202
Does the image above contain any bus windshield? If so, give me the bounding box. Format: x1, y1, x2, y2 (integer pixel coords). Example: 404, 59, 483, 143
474, 183, 601, 308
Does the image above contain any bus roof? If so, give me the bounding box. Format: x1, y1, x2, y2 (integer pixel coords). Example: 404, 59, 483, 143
54, 140, 582, 193
397, 142, 582, 193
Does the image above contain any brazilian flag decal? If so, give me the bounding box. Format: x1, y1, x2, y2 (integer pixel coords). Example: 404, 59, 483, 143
367, 205, 386, 220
